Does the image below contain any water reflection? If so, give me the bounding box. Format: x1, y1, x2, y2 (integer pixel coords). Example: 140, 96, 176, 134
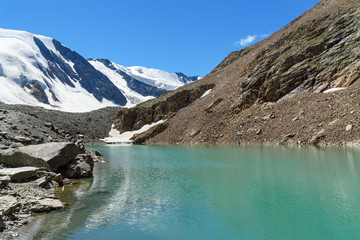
20, 145, 360, 240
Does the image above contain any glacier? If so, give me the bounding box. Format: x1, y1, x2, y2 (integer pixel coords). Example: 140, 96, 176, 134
0, 28, 200, 112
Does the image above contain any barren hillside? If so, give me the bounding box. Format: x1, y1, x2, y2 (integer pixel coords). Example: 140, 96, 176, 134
113, 0, 360, 145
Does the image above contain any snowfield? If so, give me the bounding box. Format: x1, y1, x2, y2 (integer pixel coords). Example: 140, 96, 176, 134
0, 28, 199, 112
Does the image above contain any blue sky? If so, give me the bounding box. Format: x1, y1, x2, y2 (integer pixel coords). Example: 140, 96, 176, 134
1, 0, 320, 77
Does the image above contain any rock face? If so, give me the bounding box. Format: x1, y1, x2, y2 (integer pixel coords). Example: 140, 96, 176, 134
112, 0, 360, 145
113, 84, 214, 134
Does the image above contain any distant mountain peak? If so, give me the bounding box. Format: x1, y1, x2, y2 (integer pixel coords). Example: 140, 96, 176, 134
0, 28, 199, 112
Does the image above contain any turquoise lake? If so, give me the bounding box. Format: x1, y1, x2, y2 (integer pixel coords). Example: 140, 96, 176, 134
22, 145, 360, 239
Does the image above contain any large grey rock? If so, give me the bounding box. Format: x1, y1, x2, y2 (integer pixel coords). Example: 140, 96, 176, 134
0, 167, 39, 182
61, 154, 94, 178
0, 195, 20, 215
0, 142, 83, 171
0, 149, 49, 169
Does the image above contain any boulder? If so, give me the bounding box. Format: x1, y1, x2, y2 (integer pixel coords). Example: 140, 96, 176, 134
19, 142, 83, 171
0, 195, 20, 215
0, 175, 11, 186
35, 176, 52, 188
87, 150, 105, 162
61, 154, 94, 178
0, 167, 39, 182
11, 136, 33, 145
52, 173, 63, 185
0, 142, 83, 171
0, 149, 50, 169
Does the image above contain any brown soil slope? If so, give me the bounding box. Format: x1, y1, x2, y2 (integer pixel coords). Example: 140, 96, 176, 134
115, 0, 360, 145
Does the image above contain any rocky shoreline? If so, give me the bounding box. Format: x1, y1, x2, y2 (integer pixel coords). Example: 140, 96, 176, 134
0, 142, 104, 239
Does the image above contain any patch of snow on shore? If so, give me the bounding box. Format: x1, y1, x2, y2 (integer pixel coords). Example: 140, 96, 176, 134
101, 120, 165, 144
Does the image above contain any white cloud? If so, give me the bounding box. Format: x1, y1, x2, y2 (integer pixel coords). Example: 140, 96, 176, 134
234, 33, 271, 47
235, 35, 257, 46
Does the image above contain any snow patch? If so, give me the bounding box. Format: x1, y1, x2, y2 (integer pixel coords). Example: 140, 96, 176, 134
101, 120, 165, 144
323, 87, 346, 93
200, 89, 212, 98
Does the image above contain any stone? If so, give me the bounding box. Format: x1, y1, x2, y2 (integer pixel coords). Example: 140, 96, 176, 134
44, 122, 52, 128
0, 144, 8, 150
310, 134, 325, 145
30, 198, 63, 213
256, 129, 261, 135
0, 149, 50, 169
0, 167, 39, 182
61, 154, 94, 178
0, 142, 83, 171
35, 176, 51, 188
346, 124, 353, 132
189, 129, 200, 137
11, 136, 33, 145
280, 134, 296, 144
0, 132, 8, 138
0, 195, 20, 215
205, 98, 223, 113
262, 114, 272, 121
52, 173, 63, 185
0, 175, 11, 186
88, 150, 105, 163
0, 219, 5, 231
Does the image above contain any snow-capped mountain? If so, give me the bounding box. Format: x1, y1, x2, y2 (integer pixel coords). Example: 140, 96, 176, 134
88, 59, 201, 107
0, 28, 200, 112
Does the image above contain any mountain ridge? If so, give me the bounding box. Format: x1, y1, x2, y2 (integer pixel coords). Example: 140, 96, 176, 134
0, 28, 200, 112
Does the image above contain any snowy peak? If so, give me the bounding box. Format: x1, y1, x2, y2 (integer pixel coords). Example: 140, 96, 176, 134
89, 58, 200, 107
0, 28, 126, 112
0, 28, 199, 112
121, 65, 201, 91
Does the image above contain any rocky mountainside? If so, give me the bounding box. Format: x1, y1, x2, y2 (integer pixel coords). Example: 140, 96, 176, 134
0, 28, 199, 112
112, 0, 360, 145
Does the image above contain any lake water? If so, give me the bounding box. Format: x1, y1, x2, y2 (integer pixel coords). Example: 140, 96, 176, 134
21, 145, 360, 240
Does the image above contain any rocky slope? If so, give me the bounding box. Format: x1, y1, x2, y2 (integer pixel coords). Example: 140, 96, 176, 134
0, 103, 120, 149
113, 0, 360, 145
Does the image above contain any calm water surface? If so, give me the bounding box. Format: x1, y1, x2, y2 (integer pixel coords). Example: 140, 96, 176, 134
22, 145, 360, 239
